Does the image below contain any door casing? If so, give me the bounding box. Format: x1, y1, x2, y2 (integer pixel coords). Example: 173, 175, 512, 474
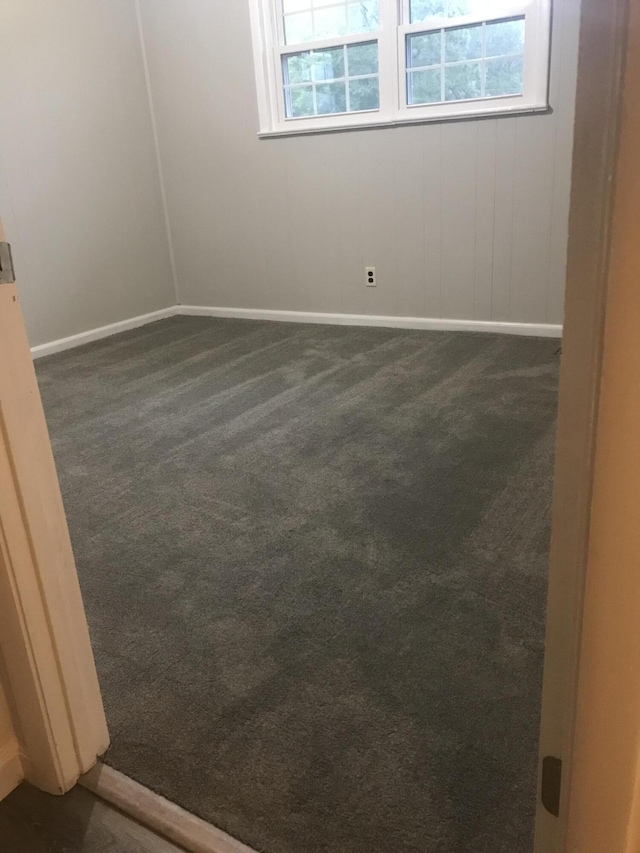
0, 218, 109, 797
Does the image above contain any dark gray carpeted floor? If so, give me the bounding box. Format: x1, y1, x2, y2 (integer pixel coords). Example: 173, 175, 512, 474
36, 317, 559, 853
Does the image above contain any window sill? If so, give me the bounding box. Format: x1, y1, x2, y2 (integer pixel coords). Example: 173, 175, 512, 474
258, 102, 551, 139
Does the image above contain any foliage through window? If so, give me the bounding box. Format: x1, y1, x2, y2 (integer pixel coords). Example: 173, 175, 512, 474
249, 0, 552, 134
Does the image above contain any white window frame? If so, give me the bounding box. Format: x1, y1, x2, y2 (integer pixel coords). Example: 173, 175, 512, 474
249, 0, 552, 136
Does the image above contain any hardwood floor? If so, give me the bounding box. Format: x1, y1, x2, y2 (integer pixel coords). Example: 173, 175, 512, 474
0, 782, 187, 852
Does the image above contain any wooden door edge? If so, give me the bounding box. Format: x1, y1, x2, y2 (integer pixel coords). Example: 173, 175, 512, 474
534, 0, 630, 849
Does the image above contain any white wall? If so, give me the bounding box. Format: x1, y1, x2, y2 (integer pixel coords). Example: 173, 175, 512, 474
139, 0, 580, 326
0, 0, 175, 347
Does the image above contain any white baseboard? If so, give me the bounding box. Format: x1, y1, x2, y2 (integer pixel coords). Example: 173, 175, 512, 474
30, 304, 562, 358
30, 307, 177, 359
177, 305, 563, 338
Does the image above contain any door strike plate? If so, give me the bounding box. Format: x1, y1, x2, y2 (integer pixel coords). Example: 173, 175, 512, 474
0, 242, 15, 284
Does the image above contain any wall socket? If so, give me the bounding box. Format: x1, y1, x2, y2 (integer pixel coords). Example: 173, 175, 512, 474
365, 266, 376, 287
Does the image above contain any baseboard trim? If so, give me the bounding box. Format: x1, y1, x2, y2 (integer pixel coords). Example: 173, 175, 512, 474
0, 741, 23, 802
30, 304, 563, 359
30, 307, 177, 359
177, 305, 563, 338
80, 763, 258, 853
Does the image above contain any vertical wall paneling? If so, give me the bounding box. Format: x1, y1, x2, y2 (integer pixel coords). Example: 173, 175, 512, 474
358, 129, 399, 317
287, 135, 340, 314
423, 124, 443, 319
440, 121, 479, 320
474, 121, 498, 321
510, 113, 557, 323
256, 137, 302, 311
0, 0, 581, 345
333, 132, 366, 315
394, 126, 426, 319
491, 121, 517, 321
138, 0, 581, 328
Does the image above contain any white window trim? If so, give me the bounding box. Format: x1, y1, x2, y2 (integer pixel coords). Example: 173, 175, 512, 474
249, 0, 552, 137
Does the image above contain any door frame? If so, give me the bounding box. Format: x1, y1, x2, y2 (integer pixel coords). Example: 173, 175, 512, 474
0, 219, 109, 797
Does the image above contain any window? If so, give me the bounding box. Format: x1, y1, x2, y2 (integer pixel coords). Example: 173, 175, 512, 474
248, 0, 552, 135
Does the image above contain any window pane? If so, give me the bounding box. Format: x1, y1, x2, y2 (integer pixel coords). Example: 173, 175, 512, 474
288, 85, 315, 116
347, 41, 378, 75
407, 32, 441, 68
284, 0, 379, 44
283, 52, 312, 84
446, 0, 513, 16
446, 0, 473, 14
284, 12, 314, 43
349, 77, 379, 110
485, 56, 523, 95
444, 61, 481, 100
314, 5, 347, 38
486, 18, 525, 57
410, 0, 445, 22
313, 47, 345, 81
347, 1, 380, 33
316, 82, 347, 113
444, 23, 483, 62
283, 0, 309, 12
283, 40, 380, 119
408, 68, 442, 104
406, 12, 527, 109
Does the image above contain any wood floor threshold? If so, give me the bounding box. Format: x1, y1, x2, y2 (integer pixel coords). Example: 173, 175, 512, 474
80, 763, 259, 853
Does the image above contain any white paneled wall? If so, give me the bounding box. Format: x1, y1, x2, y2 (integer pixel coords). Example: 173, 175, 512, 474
140, 0, 580, 327
0, 0, 581, 346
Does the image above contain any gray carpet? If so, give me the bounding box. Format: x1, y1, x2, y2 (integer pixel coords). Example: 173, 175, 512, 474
36, 317, 558, 853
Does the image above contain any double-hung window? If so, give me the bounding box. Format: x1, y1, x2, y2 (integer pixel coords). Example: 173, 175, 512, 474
248, 0, 552, 135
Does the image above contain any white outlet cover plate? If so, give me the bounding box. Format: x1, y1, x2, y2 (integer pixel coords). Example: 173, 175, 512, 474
366, 267, 376, 287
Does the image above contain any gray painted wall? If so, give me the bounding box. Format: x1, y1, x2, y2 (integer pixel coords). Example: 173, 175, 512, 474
140, 0, 580, 326
0, 0, 175, 347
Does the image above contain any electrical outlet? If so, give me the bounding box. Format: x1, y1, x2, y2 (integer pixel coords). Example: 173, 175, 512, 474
365, 266, 376, 287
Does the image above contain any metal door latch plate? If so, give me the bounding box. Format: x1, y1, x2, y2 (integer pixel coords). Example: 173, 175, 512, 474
0, 242, 15, 284
541, 756, 562, 817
